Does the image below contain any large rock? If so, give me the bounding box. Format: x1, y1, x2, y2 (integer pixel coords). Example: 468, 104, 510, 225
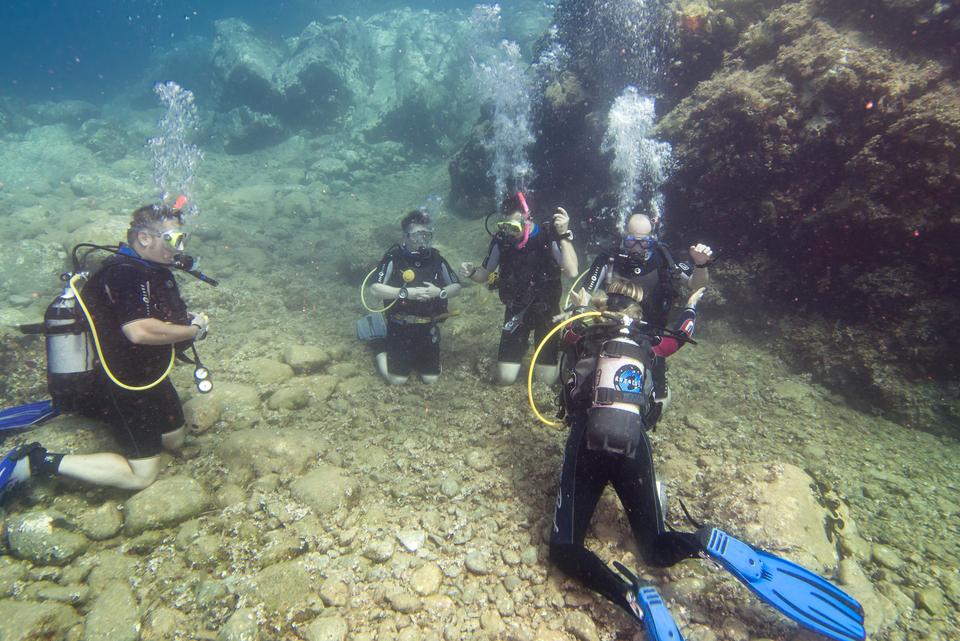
218, 429, 324, 481
240, 559, 318, 616
123, 476, 210, 535
83, 580, 140, 641
0, 599, 80, 641
5, 510, 90, 566
291, 465, 361, 515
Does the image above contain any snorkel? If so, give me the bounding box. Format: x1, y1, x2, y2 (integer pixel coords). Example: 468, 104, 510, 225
516, 191, 533, 249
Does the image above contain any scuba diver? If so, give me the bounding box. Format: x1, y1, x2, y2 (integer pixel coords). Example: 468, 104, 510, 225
582, 212, 712, 427
0, 203, 213, 495
546, 279, 865, 641
368, 209, 461, 385
459, 193, 578, 385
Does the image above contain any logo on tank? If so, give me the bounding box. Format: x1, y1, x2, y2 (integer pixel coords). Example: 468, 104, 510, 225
613, 365, 644, 393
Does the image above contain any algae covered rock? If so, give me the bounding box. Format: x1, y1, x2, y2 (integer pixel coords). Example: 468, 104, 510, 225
83, 580, 140, 641
5, 509, 90, 566
123, 475, 210, 535
218, 429, 323, 481
0, 599, 80, 641
291, 464, 361, 514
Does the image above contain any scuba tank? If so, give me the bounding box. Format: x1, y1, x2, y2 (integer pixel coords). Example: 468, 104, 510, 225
585, 322, 653, 458
43, 279, 96, 410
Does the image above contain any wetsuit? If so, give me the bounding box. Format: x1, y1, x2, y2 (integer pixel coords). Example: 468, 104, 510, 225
482, 225, 564, 365
374, 246, 459, 376
550, 307, 700, 621
582, 246, 695, 403
76, 245, 190, 459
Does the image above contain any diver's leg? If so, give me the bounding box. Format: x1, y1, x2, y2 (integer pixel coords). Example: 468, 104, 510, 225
380, 323, 410, 385
496, 306, 530, 385
549, 420, 637, 616
161, 426, 186, 451
612, 430, 700, 567
419, 324, 442, 384
57, 453, 160, 490
532, 312, 559, 383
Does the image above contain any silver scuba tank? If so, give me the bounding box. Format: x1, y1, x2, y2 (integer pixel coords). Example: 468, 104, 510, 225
585, 328, 652, 458
45, 284, 95, 410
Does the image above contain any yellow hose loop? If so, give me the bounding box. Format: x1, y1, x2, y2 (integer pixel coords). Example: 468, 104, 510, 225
69, 274, 175, 392
563, 268, 591, 309
527, 311, 601, 428
360, 267, 397, 314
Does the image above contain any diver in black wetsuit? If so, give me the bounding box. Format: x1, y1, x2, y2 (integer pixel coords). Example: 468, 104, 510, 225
582, 213, 712, 426
550, 278, 705, 624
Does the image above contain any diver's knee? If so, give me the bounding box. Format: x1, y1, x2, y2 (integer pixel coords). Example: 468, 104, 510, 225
534, 363, 558, 383
496, 362, 521, 385
420, 374, 439, 385
161, 426, 185, 451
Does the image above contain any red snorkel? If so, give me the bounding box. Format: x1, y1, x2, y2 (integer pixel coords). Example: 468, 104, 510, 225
516, 191, 532, 249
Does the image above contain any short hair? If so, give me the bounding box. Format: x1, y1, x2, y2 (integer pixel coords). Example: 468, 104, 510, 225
127, 204, 184, 245
500, 193, 524, 215
401, 210, 432, 233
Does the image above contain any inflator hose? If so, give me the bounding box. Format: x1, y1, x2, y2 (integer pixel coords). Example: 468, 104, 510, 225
360, 268, 398, 314
527, 311, 601, 428
69, 274, 176, 391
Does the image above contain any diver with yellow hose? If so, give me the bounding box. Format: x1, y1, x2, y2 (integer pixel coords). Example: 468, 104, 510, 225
367, 209, 461, 385
1, 204, 213, 494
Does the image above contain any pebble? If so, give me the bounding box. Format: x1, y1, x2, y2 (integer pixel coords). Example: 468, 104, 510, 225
465, 551, 491, 575
480, 609, 504, 634
182, 394, 223, 432
123, 476, 209, 535
871, 543, 905, 570
915, 587, 946, 616
76, 501, 124, 541
318, 579, 350, 607
363, 539, 395, 563
304, 615, 349, 641
564, 610, 599, 641
520, 546, 539, 566
440, 478, 460, 497
502, 549, 521, 565
410, 562, 443, 596
396, 529, 426, 552
217, 607, 260, 641
385, 588, 420, 613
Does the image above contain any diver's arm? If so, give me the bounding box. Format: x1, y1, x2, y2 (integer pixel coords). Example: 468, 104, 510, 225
558, 238, 578, 278
370, 283, 403, 299
687, 243, 712, 290
122, 318, 199, 345
442, 283, 462, 299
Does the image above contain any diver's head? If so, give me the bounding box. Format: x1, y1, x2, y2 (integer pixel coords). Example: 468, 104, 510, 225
622, 213, 658, 260
129, 204, 187, 265
401, 209, 434, 256
497, 194, 528, 241
596, 277, 644, 318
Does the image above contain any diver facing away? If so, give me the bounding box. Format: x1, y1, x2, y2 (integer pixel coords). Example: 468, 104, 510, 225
548, 279, 865, 641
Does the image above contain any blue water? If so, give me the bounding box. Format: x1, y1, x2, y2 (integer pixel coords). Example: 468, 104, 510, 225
0, 0, 478, 101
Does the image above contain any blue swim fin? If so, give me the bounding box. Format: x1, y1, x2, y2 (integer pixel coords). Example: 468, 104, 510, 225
0, 400, 59, 431
614, 561, 685, 641
698, 527, 866, 641
0, 443, 38, 499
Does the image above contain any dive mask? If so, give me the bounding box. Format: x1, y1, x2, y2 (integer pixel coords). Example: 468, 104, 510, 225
405, 229, 434, 251
496, 220, 524, 236
149, 228, 188, 252
622, 235, 657, 251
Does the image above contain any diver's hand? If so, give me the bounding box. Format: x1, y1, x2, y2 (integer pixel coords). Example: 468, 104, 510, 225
689, 243, 713, 266
686, 287, 706, 309
409, 283, 442, 301
459, 262, 477, 279
570, 287, 591, 308
553, 207, 570, 235
189, 312, 209, 340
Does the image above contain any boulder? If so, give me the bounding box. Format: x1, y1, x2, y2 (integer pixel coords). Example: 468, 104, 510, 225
0, 600, 80, 641
218, 429, 323, 481
83, 580, 140, 641
5, 510, 90, 566
123, 476, 210, 535
291, 464, 361, 514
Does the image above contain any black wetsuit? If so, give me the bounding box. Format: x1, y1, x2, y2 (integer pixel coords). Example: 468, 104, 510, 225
76, 246, 190, 459
482, 225, 564, 365
582, 246, 694, 399
549, 307, 701, 622
374, 245, 458, 376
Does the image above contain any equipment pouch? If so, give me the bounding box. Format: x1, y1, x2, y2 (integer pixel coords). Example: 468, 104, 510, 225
585, 406, 642, 458
357, 312, 387, 341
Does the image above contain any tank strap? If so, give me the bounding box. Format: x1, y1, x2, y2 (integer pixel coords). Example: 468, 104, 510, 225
600, 340, 647, 361
595, 387, 646, 405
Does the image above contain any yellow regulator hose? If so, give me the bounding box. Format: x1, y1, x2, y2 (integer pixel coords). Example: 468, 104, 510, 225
360, 267, 398, 314
527, 311, 601, 428
69, 274, 175, 391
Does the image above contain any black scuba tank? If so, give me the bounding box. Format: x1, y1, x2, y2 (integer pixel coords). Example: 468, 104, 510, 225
44, 284, 96, 410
